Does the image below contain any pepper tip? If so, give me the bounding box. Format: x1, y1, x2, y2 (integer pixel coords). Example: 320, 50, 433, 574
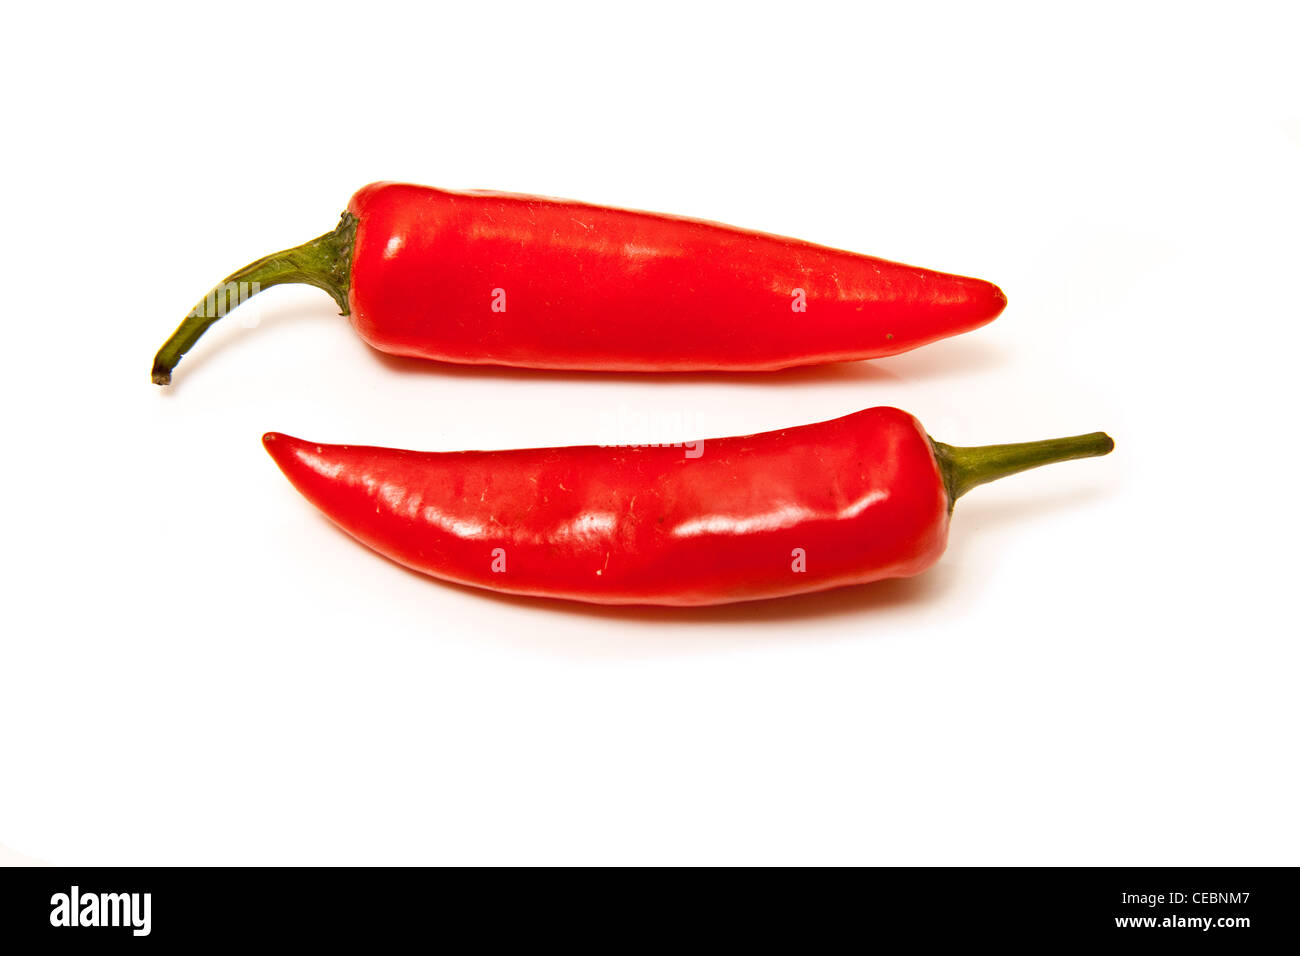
992, 283, 1008, 313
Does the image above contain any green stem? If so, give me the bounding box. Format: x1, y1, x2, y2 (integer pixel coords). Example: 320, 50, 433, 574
931, 431, 1114, 505
151, 212, 357, 385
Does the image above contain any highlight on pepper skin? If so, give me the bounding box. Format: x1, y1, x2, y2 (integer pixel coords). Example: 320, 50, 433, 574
151, 183, 1007, 384
261, 408, 1112, 608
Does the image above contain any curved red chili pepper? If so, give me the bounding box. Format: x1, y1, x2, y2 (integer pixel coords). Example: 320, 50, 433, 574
152, 184, 1006, 384
262, 408, 1112, 606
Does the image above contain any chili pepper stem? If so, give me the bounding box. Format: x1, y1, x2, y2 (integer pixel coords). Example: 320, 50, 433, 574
150, 213, 357, 385
931, 431, 1114, 505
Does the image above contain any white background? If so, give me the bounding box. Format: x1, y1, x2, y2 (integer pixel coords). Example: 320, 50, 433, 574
1, 1, 1296, 865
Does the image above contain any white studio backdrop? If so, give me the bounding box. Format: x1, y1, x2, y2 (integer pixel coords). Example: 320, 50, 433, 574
0, 1, 1296, 865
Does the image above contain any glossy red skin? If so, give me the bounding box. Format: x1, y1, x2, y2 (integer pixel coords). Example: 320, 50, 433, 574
262, 407, 951, 606
345, 183, 1006, 372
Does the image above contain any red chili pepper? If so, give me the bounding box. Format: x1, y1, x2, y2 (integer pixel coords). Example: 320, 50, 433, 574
152, 183, 1006, 384
262, 408, 1111, 606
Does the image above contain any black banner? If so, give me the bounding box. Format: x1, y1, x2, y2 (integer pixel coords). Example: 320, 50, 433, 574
0, 866, 1293, 944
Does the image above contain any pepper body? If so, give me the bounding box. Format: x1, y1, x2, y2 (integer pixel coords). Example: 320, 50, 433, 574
344, 183, 1007, 372
263, 408, 951, 605
153, 183, 1008, 383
